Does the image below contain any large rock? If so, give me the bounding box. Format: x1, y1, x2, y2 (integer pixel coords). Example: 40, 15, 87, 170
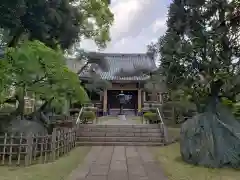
180, 101, 240, 168
7, 118, 48, 136
0, 113, 48, 136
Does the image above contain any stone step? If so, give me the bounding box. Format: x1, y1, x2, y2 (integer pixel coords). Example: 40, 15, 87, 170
77, 132, 163, 137
108, 109, 136, 116
77, 128, 162, 133
76, 141, 165, 146
77, 126, 162, 133
77, 137, 164, 142
78, 124, 161, 128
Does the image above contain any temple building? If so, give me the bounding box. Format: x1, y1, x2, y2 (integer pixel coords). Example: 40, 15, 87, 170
78, 52, 161, 116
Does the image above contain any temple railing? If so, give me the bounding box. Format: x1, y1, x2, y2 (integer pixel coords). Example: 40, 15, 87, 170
75, 107, 84, 125
157, 107, 169, 143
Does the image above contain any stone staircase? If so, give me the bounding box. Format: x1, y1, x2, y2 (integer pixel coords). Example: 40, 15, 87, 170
108, 109, 136, 116
76, 124, 166, 146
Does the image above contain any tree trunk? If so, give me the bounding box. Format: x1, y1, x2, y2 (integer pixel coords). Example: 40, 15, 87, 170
62, 99, 70, 115
77, 62, 89, 75
15, 87, 25, 119
37, 97, 54, 112
7, 28, 24, 47
27, 97, 54, 128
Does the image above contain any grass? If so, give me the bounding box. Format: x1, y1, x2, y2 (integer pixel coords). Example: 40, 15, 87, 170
0, 146, 91, 180
167, 127, 181, 141
151, 143, 240, 180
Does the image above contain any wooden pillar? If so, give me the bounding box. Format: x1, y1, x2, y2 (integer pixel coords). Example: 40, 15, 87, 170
99, 92, 103, 102
138, 89, 142, 114
103, 89, 108, 115
159, 93, 163, 104
143, 91, 146, 102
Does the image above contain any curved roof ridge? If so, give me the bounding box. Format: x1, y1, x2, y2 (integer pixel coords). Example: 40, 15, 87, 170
87, 52, 149, 57
79, 51, 158, 81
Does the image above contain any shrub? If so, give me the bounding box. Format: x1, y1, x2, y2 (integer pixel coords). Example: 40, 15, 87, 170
221, 97, 234, 109
0, 103, 16, 113
143, 112, 159, 124
233, 102, 240, 120
84, 107, 97, 112
221, 98, 240, 120
80, 111, 96, 124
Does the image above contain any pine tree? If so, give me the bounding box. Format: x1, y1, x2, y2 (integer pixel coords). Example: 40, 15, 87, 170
153, 0, 240, 168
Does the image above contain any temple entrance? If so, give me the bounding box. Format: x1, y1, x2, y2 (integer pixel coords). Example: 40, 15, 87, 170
107, 90, 138, 110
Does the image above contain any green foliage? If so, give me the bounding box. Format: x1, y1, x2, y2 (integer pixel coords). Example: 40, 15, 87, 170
221, 97, 234, 109
0, 59, 12, 102
0, 0, 113, 49
144, 73, 167, 101
0, 40, 88, 108
84, 75, 112, 95
83, 107, 97, 112
0, 103, 16, 113
150, 0, 240, 168
80, 111, 96, 124
220, 98, 240, 120
151, 0, 240, 110
233, 103, 240, 120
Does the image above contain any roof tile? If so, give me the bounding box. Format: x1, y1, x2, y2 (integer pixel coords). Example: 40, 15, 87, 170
80, 53, 157, 81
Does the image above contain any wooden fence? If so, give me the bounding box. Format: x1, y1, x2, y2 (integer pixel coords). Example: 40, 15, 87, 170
0, 128, 76, 166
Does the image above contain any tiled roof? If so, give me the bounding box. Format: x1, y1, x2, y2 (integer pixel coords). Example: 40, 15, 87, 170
79, 53, 157, 81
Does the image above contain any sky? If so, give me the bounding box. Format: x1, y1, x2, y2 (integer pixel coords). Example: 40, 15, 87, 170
80, 0, 171, 53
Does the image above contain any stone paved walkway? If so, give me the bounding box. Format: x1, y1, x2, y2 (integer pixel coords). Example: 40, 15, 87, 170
67, 146, 167, 180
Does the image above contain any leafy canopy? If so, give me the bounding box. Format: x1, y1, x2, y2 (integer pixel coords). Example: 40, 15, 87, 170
152, 0, 240, 109
0, 0, 113, 49
0, 40, 88, 104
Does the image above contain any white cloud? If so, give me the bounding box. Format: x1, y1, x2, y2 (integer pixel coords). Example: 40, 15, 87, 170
80, 0, 170, 53
110, 0, 153, 41
152, 18, 167, 33
150, 38, 158, 43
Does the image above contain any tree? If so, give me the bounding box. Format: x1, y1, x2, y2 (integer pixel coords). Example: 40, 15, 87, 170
70, 50, 113, 99
3, 40, 88, 106
0, 40, 88, 133
144, 73, 167, 102
0, 0, 113, 49
155, 0, 240, 107
0, 0, 114, 133
153, 0, 240, 168
84, 74, 112, 96
75, 50, 110, 75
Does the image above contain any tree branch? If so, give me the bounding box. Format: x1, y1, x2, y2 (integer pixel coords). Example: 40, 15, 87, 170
7, 28, 24, 47
77, 62, 89, 75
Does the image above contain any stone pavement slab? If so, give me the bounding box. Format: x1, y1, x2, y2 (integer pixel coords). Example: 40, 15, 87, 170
66, 146, 167, 180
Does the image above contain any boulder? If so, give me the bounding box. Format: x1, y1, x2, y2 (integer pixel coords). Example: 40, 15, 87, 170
7, 118, 48, 136
180, 100, 240, 168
